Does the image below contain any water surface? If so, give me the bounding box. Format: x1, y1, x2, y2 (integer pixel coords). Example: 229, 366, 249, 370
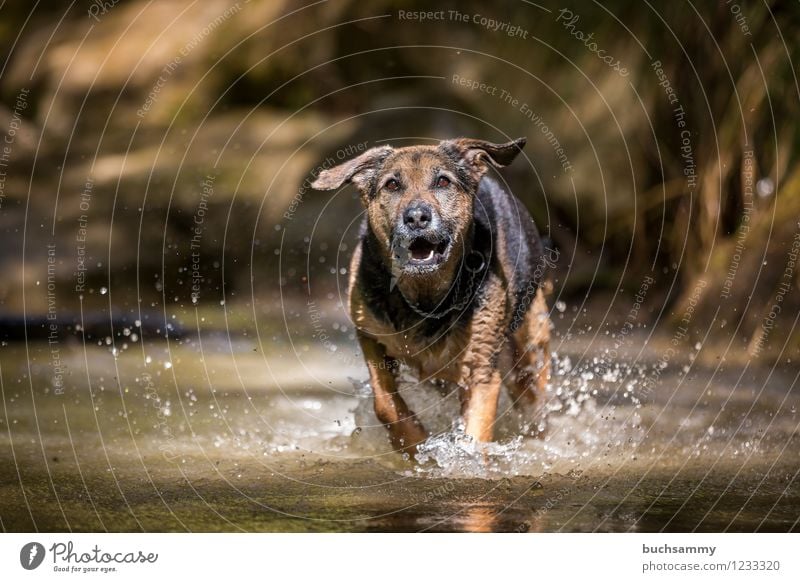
1, 330, 798, 532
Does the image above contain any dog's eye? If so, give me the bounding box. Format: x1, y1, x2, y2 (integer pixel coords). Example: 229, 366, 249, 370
384, 179, 400, 192
436, 176, 451, 188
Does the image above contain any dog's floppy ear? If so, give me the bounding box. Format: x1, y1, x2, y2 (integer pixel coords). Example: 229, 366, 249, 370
311, 145, 394, 191
442, 137, 526, 178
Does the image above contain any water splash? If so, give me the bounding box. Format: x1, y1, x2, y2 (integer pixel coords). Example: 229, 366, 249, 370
350, 352, 647, 479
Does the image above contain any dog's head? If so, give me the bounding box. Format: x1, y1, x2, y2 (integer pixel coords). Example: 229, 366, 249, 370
311, 137, 526, 297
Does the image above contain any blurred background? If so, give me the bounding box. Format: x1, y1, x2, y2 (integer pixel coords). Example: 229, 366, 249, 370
1, 0, 799, 361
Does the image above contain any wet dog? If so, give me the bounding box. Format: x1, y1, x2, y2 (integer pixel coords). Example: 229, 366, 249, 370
312, 137, 552, 457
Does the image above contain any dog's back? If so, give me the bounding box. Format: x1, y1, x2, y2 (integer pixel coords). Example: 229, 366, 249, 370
472, 176, 547, 330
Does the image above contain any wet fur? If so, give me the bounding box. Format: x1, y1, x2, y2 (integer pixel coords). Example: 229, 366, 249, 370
312, 138, 551, 456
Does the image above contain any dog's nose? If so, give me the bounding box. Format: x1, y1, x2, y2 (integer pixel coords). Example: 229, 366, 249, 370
403, 202, 432, 230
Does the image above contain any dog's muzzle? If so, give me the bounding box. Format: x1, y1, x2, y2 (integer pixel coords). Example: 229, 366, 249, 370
392, 202, 451, 270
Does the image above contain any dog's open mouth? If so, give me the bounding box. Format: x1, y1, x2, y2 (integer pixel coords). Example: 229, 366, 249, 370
407, 237, 449, 265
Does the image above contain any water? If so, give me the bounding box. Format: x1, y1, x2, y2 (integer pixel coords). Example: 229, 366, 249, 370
0, 332, 798, 532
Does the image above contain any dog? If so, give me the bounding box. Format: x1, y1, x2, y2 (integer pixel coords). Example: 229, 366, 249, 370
312, 137, 552, 457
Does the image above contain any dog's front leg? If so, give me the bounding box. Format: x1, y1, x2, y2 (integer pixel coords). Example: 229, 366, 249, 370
458, 278, 507, 442
459, 366, 502, 442
358, 332, 428, 456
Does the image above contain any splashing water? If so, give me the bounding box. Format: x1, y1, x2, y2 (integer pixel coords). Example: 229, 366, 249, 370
349, 353, 647, 479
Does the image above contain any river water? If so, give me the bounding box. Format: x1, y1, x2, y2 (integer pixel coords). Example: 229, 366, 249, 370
1, 325, 798, 532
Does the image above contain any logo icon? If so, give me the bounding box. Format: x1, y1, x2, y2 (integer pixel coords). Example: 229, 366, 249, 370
20, 542, 45, 570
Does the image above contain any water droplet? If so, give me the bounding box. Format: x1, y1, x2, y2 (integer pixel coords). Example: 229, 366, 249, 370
756, 177, 774, 197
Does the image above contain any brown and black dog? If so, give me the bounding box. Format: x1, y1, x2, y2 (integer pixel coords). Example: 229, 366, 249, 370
312, 137, 552, 457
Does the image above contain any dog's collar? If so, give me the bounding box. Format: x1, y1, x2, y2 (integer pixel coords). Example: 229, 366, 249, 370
400, 249, 486, 319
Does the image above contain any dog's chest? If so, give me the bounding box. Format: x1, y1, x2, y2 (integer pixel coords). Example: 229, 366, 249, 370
354, 303, 468, 381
